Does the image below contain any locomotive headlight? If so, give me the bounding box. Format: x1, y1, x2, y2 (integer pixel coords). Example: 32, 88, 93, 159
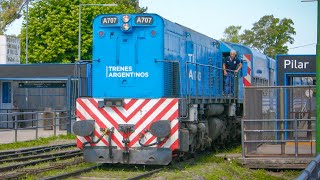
122, 23, 130, 31
103, 99, 124, 107
122, 15, 130, 23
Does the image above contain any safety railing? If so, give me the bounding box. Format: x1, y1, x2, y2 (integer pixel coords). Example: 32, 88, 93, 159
0, 109, 73, 144
296, 154, 320, 180
242, 118, 316, 157
243, 85, 316, 158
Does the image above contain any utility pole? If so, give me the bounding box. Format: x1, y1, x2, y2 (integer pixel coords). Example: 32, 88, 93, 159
26, 0, 29, 64
136, 0, 139, 11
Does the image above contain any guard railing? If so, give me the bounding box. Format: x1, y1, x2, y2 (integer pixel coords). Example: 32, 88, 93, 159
0, 109, 74, 144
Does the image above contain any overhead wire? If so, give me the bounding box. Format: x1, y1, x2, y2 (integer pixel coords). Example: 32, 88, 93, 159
288, 43, 316, 49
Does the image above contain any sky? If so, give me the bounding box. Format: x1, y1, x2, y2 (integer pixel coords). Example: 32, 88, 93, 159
6, 0, 317, 55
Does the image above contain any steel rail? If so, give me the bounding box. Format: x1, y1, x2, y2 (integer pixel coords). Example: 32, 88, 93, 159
0, 143, 75, 155
0, 151, 82, 173
0, 143, 76, 160
40, 164, 104, 180
0, 150, 81, 163
0, 158, 83, 179
125, 168, 164, 180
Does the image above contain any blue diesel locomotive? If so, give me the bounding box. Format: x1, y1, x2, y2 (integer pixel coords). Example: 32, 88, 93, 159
72, 13, 275, 165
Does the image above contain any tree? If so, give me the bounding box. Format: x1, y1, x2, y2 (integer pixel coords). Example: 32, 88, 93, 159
221, 15, 296, 58
0, 0, 24, 35
19, 0, 143, 63
220, 25, 242, 43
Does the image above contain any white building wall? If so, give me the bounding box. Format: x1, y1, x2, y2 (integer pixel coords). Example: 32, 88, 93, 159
0, 36, 7, 64
0, 35, 20, 64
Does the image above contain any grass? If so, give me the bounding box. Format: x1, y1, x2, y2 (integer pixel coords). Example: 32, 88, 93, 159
25, 158, 95, 179
223, 145, 242, 154
151, 152, 301, 180
0, 134, 76, 151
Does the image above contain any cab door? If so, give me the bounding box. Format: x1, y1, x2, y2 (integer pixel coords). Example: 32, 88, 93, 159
0, 81, 13, 128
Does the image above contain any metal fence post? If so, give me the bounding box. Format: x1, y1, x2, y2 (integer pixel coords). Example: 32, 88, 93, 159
241, 119, 245, 158
294, 118, 298, 157
53, 112, 56, 136
36, 112, 39, 140
14, 114, 18, 142
67, 75, 72, 134
279, 87, 285, 155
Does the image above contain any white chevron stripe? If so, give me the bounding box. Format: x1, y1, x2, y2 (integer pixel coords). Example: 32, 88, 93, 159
163, 127, 179, 147
103, 99, 159, 124
126, 99, 161, 124
242, 54, 252, 86
162, 101, 178, 119
77, 98, 179, 150
124, 99, 147, 114
133, 119, 179, 147
79, 99, 123, 147
77, 136, 86, 144
128, 99, 175, 142
76, 101, 102, 137
76, 101, 112, 146
243, 54, 248, 61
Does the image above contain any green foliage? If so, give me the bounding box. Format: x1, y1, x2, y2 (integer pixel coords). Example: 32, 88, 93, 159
19, 0, 143, 63
220, 25, 242, 43
221, 15, 296, 58
0, 0, 24, 35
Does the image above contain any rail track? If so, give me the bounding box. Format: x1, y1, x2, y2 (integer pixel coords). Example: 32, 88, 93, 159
0, 149, 82, 173
40, 163, 104, 180
39, 164, 164, 180
1, 158, 83, 179
0, 143, 76, 160
0, 143, 82, 179
0, 143, 198, 179
0, 149, 80, 164
39, 156, 196, 180
125, 168, 164, 180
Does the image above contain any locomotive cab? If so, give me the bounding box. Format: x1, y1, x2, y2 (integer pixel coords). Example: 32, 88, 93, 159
92, 14, 165, 98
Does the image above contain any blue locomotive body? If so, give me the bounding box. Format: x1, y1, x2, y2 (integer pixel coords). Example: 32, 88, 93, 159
92, 14, 223, 99
73, 13, 276, 165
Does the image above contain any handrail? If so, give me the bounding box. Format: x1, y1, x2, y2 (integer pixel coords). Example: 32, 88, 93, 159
296, 154, 320, 180
0, 110, 74, 144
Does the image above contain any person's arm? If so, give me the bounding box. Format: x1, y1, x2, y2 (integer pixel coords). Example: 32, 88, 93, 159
223, 63, 227, 76
235, 63, 242, 73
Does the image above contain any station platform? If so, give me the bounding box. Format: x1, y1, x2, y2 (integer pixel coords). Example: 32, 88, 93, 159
251, 142, 315, 156
216, 142, 315, 169
0, 128, 67, 144
217, 152, 312, 169
240, 157, 313, 169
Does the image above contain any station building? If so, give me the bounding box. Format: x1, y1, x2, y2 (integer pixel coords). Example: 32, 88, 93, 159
0, 63, 91, 128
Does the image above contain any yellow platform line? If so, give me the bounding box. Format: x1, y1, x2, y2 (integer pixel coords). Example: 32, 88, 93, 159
286, 142, 315, 146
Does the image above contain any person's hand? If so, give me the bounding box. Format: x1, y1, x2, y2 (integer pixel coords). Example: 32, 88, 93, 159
234, 69, 238, 73
224, 71, 227, 76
